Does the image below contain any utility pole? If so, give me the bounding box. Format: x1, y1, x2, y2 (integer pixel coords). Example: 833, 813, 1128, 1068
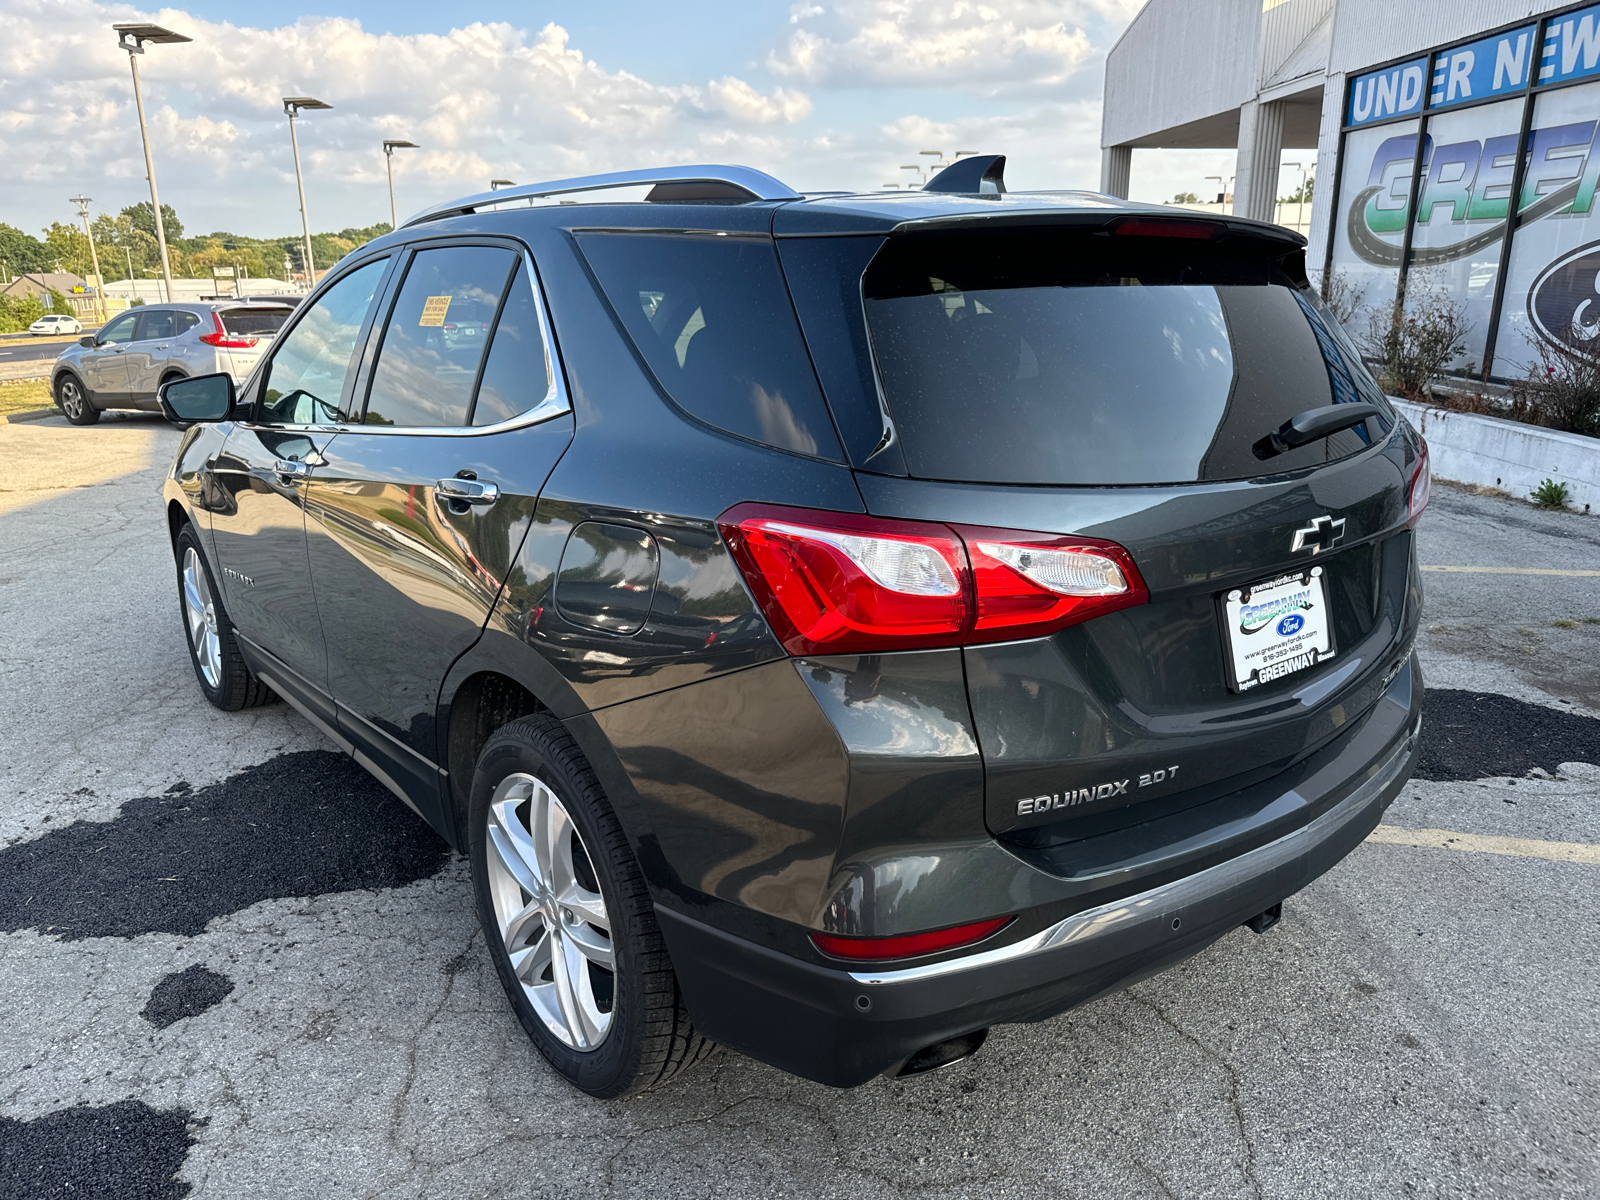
68, 195, 109, 325
113, 24, 189, 305
282, 97, 332, 292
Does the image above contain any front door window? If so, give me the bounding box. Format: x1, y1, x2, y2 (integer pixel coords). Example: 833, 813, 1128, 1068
259, 258, 388, 425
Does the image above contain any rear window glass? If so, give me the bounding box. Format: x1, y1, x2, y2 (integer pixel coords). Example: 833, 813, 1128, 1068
862, 233, 1394, 485
576, 232, 842, 461
221, 308, 291, 337
362, 245, 516, 427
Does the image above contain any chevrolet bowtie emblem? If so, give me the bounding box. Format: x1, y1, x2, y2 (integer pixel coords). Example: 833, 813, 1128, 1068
1291, 515, 1346, 555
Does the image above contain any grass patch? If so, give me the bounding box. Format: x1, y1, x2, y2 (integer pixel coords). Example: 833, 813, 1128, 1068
0, 378, 55, 417
1583, 617, 1600, 625
1551, 618, 1579, 629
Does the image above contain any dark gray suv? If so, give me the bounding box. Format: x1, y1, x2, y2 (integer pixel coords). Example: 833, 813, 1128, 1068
159, 157, 1428, 1098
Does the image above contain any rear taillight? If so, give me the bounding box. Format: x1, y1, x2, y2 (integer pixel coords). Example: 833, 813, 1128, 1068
810, 916, 1013, 962
1406, 436, 1431, 528
957, 527, 1148, 644
1111, 217, 1221, 239
199, 311, 259, 349
717, 503, 1148, 655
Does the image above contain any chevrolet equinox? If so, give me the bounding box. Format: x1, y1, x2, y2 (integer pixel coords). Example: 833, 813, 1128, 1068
158, 156, 1428, 1098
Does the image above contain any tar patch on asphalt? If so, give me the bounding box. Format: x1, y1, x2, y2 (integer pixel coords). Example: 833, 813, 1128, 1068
0, 750, 450, 940
141, 966, 235, 1030
0, 1100, 197, 1200
1418, 689, 1600, 782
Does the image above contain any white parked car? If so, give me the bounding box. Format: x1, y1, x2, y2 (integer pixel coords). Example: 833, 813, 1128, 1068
29, 314, 84, 336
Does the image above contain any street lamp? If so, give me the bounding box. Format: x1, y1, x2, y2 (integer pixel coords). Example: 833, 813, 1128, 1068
489, 179, 516, 190
113, 23, 189, 305
68, 196, 109, 325
282, 96, 332, 291
382, 139, 418, 230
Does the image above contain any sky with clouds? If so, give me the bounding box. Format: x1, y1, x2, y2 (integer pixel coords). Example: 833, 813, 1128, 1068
0, 0, 1243, 240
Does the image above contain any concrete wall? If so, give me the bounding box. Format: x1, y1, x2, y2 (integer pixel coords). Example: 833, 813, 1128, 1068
1103, 0, 1261, 148
1392, 399, 1600, 513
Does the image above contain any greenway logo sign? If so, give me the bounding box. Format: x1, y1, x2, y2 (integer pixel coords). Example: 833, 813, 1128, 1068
1343, 7, 1600, 358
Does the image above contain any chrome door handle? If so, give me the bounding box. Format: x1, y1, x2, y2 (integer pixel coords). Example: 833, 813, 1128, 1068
274, 458, 311, 481
435, 477, 499, 506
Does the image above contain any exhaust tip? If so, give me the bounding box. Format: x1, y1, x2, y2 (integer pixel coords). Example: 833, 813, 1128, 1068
894, 1028, 989, 1078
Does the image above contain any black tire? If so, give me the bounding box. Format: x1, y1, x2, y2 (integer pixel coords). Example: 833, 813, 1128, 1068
173, 523, 276, 711
469, 714, 714, 1098
55, 373, 99, 425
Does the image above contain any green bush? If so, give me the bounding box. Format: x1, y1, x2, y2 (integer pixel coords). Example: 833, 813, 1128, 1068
0, 293, 47, 332
1362, 288, 1471, 400
47, 289, 75, 316
1531, 478, 1570, 508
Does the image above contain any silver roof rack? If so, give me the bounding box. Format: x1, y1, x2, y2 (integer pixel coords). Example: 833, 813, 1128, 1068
403, 165, 802, 228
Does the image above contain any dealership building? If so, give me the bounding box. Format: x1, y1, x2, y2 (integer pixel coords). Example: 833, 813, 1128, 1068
1103, 0, 1600, 379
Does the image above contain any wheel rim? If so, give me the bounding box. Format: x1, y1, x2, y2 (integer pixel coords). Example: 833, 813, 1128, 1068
181, 547, 223, 689
486, 773, 615, 1050
59, 380, 83, 419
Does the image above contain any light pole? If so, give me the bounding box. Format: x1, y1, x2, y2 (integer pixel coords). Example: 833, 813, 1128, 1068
282, 96, 332, 292
489, 179, 515, 191
382, 139, 418, 230
113, 24, 189, 305
68, 196, 109, 325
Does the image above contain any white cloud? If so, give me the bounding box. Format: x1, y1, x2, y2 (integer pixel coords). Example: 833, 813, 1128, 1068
0, 0, 1157, 239
766, 0, 1135, 92
0, 0, 819, 235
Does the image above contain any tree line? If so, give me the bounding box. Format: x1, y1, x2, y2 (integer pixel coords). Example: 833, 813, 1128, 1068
0, 203, 393, 284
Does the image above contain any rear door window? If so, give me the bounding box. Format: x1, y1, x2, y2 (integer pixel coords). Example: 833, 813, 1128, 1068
576, 232, 842, 460
137, 309, 179, 340
472, 261, 554, 426
861, 232, 1394, 485
360, 245, 516, 427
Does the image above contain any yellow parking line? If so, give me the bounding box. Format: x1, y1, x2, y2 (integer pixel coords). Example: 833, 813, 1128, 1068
1421, 565, 1600, 577
1367, 824, 1600, 864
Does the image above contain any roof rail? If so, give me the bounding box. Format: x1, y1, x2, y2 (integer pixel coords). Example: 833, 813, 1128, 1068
403, 165, 803, 227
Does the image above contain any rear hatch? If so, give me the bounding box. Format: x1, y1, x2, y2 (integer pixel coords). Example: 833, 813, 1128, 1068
778, 212, 1425, 851
211, 305, 292, 379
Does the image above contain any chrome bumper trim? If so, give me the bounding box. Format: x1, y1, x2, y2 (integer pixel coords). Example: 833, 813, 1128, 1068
850, 715, 1419, 987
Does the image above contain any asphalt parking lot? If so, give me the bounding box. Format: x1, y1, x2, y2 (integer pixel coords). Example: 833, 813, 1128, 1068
1, 412, 1597, 1199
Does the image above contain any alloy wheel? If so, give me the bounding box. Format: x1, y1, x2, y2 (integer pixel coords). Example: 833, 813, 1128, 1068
181, 547, 222, 688
485, 772, 615, 1050
58, 379, 85, 420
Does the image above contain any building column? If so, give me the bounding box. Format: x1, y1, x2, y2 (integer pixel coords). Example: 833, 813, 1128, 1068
1234, 99, 1286, 223
1100, 145, 1132, 199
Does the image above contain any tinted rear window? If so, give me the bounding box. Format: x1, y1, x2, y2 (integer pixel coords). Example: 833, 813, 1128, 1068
221, 308, 291, 336
576, 232, 842, 461
862, 233, 1393, 485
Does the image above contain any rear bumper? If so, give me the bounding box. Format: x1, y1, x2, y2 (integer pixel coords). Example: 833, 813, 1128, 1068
659, 677, 1421, 1087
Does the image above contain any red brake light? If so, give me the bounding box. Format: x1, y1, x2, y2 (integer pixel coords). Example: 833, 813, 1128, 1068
718, 503, 1149, 655
718, 503, 969, 655
811, 916, 1013, 962
1406, 436, 1431, 528
198, 311, 259, 349
1112, 218, 1221, 239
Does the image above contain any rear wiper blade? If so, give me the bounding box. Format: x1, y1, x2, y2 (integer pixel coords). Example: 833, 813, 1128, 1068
1253, 403, 1382, 460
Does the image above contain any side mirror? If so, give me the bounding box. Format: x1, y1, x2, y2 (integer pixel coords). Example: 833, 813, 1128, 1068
79, 335, 96, 348
159, 373, 236, 423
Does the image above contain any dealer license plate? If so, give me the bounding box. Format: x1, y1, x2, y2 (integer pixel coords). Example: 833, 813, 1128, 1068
1221, 568, 1334, 692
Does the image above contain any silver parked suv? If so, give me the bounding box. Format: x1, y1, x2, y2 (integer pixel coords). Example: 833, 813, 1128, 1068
52, 300, 294, 426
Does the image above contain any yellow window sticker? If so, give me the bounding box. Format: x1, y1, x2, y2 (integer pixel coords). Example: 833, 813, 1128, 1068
419, 295, 452, 326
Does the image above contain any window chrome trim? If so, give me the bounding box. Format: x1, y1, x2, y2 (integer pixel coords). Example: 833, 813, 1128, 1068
241, 245, 571, 438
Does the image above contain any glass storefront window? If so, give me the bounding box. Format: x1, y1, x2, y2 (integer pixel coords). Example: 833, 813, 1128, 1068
1491, 79, 1600, 374
1328, 120, 1420, 328
1405, 98, 1526, 371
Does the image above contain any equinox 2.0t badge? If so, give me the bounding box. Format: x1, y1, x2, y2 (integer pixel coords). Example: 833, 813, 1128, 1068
1017, 766, 1181, 816
1290, 515, 1346, 556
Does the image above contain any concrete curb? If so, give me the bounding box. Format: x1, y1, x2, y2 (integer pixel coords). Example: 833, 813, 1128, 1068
0, 407, 60, 425
1392, 398, 1600, 514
